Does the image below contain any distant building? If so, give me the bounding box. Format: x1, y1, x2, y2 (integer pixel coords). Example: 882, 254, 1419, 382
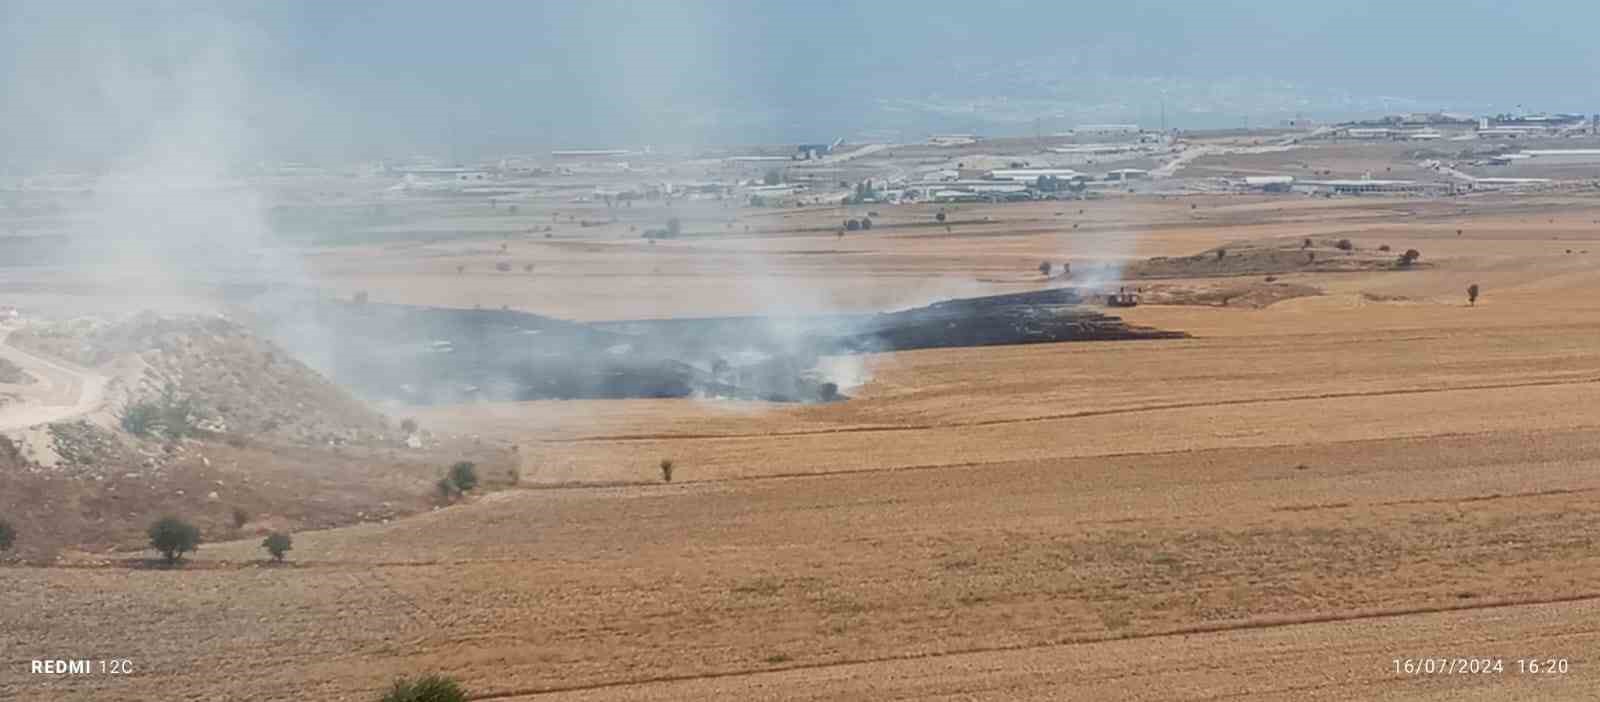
795, 138, 844, 160
987, 168, 1084, 182
551, 149, 632, 160
392, 167, 488, 181
1515, 149, 1600, 165
1072, 124, 1141, 136
1302, 179, 1446, 195
1243, 175, 1294, 192
1342, 127, 1394, 139
1104, 168, 1149, 181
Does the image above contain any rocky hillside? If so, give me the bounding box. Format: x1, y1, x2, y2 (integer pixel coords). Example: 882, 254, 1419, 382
13, 313, 393, 444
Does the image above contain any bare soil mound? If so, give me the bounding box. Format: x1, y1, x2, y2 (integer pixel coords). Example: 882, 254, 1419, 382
0, 314, 521, 561
1124, 237, 1427, 279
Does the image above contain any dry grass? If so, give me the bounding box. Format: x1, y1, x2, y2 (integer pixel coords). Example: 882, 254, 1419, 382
8, 190, 1600, 699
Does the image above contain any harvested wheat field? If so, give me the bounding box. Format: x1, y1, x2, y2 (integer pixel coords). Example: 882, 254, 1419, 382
7, 192, 1600, 700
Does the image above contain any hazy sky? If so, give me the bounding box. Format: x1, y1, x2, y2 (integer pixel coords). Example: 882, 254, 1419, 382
3, 0, 1598, 168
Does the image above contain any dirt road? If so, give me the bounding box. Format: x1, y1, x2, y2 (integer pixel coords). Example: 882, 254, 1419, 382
0, 329, 109, 430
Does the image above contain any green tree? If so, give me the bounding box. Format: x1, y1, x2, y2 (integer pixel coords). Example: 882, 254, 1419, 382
262, 532, 292, 562
1467, 283, 1480, 306
380, 674, 467, 702
448, 461, 479, 492
148, 516, 201, 565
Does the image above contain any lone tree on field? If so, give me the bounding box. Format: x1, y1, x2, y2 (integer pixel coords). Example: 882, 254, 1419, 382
1038, 260, 1052, 276
0, 517, 15, 553
148, 516, 201, 565
659, 459, 674, 483
1216, 249, 1226, 261
380, 674, 467, 702
1467, 283, 1480, 306
262, 532, 292, 563
1398, 249, 1422, 268
935, 211, 946, 223
447, 461, 479, 492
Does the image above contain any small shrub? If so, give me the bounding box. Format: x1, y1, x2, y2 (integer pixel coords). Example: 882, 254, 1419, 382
1378, 244, 1391, 252
436, 478, 457, 500
123, 382, 197, 441
935, 211, 946, 223
148, 516, 201, 565
1302, 238, 1312, 248
1335, 239, 1353, 251
1467, 283, 1480, 306
121, 401, 160, 437
380, 674, 467, 702
231, 508, 250, 530
1038, 260, 1052, 276
262, 532, 292, 562
1397, 249, 1421, 267
0, 518, 14, 552
399, 418, 418, 435
1215, 249, 1226, 261
659, 459, 674, 483
859, 217, 872, 230
448, 461, 478, 492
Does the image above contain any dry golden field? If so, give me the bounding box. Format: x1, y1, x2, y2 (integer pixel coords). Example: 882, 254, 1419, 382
7, 191, 1600, 700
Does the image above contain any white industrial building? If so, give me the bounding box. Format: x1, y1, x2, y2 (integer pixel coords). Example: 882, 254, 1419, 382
987, 168, 1085, 182
1302, 179, 1447, 195
1104, 168, 1149, 181
1518, 149, 1600, 165
1071, 124, 1141, 136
